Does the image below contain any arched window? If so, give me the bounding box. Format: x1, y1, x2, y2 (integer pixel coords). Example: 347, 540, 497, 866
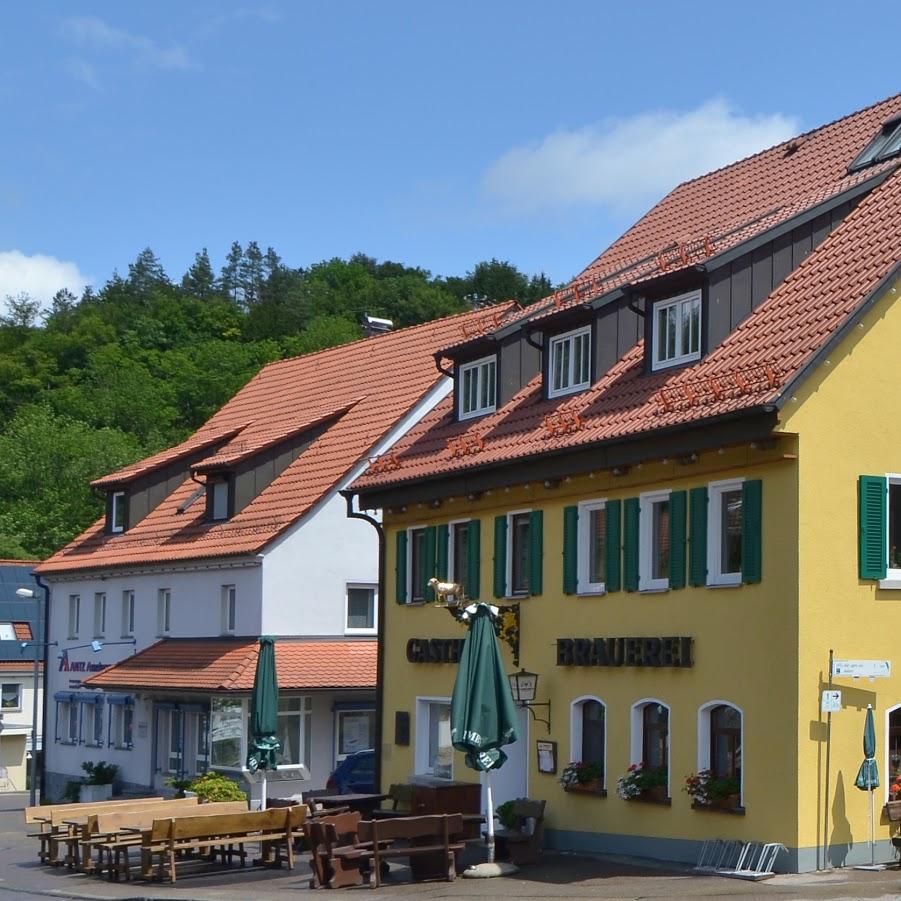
570, 696, 606, 786
888, 705, 901, 786
709, 705, 741, 780
642, 703, 669, 770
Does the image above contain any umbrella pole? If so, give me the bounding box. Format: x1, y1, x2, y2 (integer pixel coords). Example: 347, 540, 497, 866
869, 784, 874, 866
261, 774, 267, 811
485, 771, 495, 864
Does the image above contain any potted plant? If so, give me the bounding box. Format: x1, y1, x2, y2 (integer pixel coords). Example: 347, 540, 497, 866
187, 771, 247, 803
616, 763, 668, 802
559, 760, 603, 793
78, 761, 118, 802
884, 778, 901, 821
684, 769, 741, 809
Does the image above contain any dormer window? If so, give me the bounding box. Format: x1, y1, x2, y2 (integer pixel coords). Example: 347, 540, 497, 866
651, 290, 702, 371
849, 115, 901, 172
458, 355, 497, 420
548, 326, 591, 398
208, 477, 231, 522
109, 491, 126, 534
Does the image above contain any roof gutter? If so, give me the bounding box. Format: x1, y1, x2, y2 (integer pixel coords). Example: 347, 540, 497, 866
432, 351, 454, 378
33, 572, 51, 802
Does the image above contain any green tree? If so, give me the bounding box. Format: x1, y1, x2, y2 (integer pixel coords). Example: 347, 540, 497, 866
240, 241, 265, 307
127, 248, 169, 295
182, 248, 216, 299
2, 292, 41, 329
219, 241, 244, 305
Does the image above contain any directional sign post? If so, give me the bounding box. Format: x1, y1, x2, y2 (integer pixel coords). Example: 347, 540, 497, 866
832, 660, 891, 679
821, 690, 842, 714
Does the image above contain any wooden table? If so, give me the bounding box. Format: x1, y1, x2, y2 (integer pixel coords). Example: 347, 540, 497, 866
314, 794, 388, 818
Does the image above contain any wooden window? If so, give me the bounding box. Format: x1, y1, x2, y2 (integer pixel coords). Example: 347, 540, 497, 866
651, 290, 702, 370
580, 700, 605, 778
642, 703, 669, 772
709, 705, 742, 781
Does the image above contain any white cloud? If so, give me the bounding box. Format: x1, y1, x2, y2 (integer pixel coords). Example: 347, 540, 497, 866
0, 251, 90, 308
61, 16, 197, 71
482, 99, 800, 215
65, 59, 102, 90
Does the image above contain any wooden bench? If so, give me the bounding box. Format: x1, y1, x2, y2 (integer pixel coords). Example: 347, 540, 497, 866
494, 798, 545, 865
306, 811, 377, 889
140, 806, 297, 883
357, 814, 465, 888
372, 783, 413, 818
24, 797, 163, 865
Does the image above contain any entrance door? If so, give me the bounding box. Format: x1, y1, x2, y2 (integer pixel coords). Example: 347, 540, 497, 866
481, 707, 528, 814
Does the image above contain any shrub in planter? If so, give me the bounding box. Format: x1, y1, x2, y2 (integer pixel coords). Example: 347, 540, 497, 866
166, 777, 194, 799
496, 800, 518, 829
559, 760, 603, 792
78, 761, 118, 802
683, 769, 741, 807
188, 771, 247, 803
616, 762, 667, 800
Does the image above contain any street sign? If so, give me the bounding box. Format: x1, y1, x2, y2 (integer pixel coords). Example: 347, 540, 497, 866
821, 690, 842, 713
832, 659, 891, 679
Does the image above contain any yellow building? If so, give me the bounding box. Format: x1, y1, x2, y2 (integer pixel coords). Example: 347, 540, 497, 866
349, 94, 901, 871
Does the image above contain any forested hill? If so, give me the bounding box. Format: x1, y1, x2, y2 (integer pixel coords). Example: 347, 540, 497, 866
0, 245, 555, 560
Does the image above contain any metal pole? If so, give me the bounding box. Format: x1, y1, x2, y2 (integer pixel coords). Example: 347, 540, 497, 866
29, 648, 39, 806
824, 649, 833, 869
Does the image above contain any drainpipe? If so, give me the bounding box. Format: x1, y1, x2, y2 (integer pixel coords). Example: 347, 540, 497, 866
33, 573, 51, 801
341, 490, 385, 793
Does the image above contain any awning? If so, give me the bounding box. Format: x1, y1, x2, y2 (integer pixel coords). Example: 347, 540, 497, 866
78, 693, 104, 705
84, 637, 377, 693
53, 691, 77, 703
104, 694, 134, 706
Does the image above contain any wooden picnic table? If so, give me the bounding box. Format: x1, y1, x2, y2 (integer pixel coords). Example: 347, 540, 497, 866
314, 793, 388, 819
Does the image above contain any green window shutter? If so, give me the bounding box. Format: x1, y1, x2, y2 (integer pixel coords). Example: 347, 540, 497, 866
395, 530, 408, 604
563, 506, 578, 594
623, 498, 640, 592
423, 526, 437, 600
466, 519, 481, 600
689, 486, 708, 587
859, 475, 887, 580
529, 509, 544, 595
493, 515, 508, 598
741, 479, 763, 584
669, 490, 687, 589
605, 500, 621, 591
435, 524, 449, 581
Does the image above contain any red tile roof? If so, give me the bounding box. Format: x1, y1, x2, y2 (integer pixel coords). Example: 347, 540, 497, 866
38, 305, 516, 574
13, 623, 32, 641
83, 638, 376, 692
353, 99, 901, 491
0, 660, 42, 672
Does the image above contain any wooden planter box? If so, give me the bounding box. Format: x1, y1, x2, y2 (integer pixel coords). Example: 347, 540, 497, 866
639, 785, 668, 803
884, 800, 901, 822
564, 779, 606, 796
708, 793, 741, 810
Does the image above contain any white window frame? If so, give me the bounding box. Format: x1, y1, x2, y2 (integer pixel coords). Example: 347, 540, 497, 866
548, 325, 591, 398
405, 524, 428, 604
93, 592, 106, 638
335, 706, 375, 761
697, 700, 743, 801
577, 499, 606, 595
111, 490, 125, 533
345, 583, 377, 635
211, 479, 229, 521
639, 489, 671, 592
414, 696, 453, 780
58, 701, 79, 744
68, 594, 80, 639
570, 695, 607, 789
506, 508, 532, 598
447, 518, 472, 588
157, 588, 171, 636
708, 478, 744, 586
881, 474, 901, 589
629, 698, 671, 795
885, 703, 901, 802
221, 584, 236, 635
113, 703, 135, 750
209, 697, 246, 770
1, 682, 22, 711
458, 355, 497, 420
121, 590, 135, 638
0, 623, 15, 641
84, 702, 104, 748
651, 289, 702, 371
276, 695, 312, 768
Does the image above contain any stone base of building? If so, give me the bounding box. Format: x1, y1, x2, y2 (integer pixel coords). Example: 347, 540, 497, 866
44, 770, 149, 804
544, 828, 900, 874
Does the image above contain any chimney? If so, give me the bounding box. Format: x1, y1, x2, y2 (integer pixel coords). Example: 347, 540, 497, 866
362, 314, 393, 337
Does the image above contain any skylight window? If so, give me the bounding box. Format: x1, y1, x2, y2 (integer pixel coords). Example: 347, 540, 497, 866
849, 116, 901, 172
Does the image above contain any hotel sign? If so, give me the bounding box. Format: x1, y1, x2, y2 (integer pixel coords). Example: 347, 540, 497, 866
406, 638, 466, 664
556, 637, 693, 669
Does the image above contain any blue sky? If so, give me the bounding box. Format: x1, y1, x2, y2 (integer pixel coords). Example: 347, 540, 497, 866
1, 1, 899, 304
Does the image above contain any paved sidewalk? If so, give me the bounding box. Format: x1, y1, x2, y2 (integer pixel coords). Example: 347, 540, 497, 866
2, 806, 901, 900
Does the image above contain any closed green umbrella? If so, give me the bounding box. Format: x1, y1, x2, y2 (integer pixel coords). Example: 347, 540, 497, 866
247, 636, 281, 810
854, 704, 880, 868
451, 604, 519, 866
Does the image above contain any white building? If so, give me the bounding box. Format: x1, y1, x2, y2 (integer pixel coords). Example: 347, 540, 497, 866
36, 308, 509, 802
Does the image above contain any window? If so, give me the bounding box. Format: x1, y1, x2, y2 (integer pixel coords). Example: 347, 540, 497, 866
578, 500, 606, 593
416, 698, 452, 779
458, 355, 497, 419
889, 706, 901, 791
450, 521, 471, 589
639, 490, 671, 591
221, 585, 236, 635
408, 526, 429, 603
57, 700, 79, 744
346, 584, 376, 634
93, 592, 106, 638
110, 490, 126, 533
157, 588, 171, 636
509, 512, 531, 596
1, 683, 21, 710
121, 590, 135, 637
548, 326, 591, 397
276, 696, 312, 767
890, 479, 901, 576
162, 709, 183, 774
708, 479, 743, 585
849, 115, 901, 172
651, 289, 702, 370
336, 708, 376, 759
112, 703, 134, 750
630, 700, 670, 795
194, 711, 210, 774
68, 594, 80, 639
698, 701, 743, 802
0, 623, 15, 641
858, 474, 901, 587
570, 696, 606, 788
210, 478, 230, 521
210, 697, 243, 768
84, 701, 104, 747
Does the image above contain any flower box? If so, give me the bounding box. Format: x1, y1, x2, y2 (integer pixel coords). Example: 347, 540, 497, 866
79, 783, 113, 803
563, 779, 606, 795
640, 785, 669, 803
709, 793, 741, 810
884, 800, 901, 822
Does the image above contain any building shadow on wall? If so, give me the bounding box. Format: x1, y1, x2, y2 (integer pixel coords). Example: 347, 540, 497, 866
828, 771, 852, 867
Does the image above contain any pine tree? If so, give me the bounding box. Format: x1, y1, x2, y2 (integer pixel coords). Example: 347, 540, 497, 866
218, 241, 243, 305
240, 241, 264, 307
127, 248, 168, 294
263, 246, 282, 282
182, 248, 216, 299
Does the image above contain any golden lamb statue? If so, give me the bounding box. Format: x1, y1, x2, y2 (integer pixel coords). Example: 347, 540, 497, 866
428, 577, 465, 607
